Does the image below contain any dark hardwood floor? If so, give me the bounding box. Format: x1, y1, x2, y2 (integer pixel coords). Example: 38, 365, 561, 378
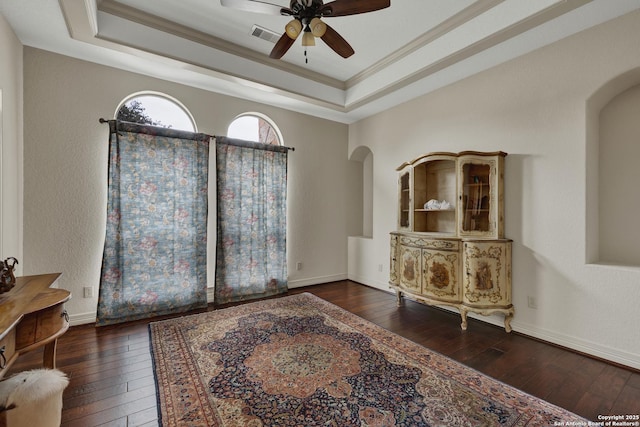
7, 280, 640, 426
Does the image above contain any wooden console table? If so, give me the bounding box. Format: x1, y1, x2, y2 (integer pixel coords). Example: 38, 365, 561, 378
0, 273, 70, 379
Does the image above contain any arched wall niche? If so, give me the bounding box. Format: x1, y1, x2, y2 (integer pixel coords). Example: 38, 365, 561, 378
348, 146, 373, 238
586, 67, 640, 266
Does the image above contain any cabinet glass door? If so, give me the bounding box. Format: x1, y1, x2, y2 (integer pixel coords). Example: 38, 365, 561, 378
399, 171, 410, 229
461, 163, 491, 233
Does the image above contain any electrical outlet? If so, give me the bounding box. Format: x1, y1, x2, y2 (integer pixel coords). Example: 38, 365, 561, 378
83, 286, 94, 298
296, 262, 303, 271
527, 296, 538, 309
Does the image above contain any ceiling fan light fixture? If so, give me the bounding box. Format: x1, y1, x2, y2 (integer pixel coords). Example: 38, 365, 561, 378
222, 0, 378, 60
285, 19, 302, 39
309, 17, 327, 38
301, 29, 315, 46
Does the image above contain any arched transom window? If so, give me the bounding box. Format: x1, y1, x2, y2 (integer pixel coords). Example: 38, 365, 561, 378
227, 113, 282, 146
116, 92, 196, 132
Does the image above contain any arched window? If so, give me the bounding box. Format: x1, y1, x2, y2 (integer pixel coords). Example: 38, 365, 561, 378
227, 113, 283, 145
116, 92, 196, 132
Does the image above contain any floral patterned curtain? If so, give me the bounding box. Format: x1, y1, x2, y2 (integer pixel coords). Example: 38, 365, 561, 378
97, 120, 210, 325
215, 136, 288, 304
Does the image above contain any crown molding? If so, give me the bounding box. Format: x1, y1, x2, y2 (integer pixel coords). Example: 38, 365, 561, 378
60, 0, 349, 118
346, 0, 506, 89
345, 0, 594, 111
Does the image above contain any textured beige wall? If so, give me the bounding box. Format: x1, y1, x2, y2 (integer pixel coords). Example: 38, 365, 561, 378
348, 10, 640, 369
23, 48, 349, 321
0, 14, 23, 270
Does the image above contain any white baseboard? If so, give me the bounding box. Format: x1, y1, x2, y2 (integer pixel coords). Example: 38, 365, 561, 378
346, 274, 390, 290
73, 276, 349, 322
69, 311, 96, 326
204, 274, 349, 302
288, 273, 348, 288
448, 309, 640, 371
511, 320, 640, 371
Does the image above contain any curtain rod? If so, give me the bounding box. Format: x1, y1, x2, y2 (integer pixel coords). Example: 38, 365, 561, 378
99, 118, 295, 151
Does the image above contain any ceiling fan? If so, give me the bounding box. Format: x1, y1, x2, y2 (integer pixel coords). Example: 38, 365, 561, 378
221, 0, 391, 60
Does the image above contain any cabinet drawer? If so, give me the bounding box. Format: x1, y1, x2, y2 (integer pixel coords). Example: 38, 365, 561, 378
36, 302, 67, 342
15, 302, 67, 350
398, 235, 459, 251
0, 328, 16, 375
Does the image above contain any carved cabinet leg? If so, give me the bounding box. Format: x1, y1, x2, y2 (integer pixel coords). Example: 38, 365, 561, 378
396, 291, 403, 306
460, 308, 469, 331
504, 311, 514, 333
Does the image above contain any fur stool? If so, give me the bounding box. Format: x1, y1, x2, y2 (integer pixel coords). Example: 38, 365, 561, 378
0, 369, 69, 427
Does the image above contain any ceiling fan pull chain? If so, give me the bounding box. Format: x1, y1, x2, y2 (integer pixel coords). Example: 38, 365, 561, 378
305, 48, 308, 64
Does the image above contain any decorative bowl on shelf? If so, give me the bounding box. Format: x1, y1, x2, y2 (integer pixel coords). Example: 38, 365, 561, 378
424, 199, 453, 210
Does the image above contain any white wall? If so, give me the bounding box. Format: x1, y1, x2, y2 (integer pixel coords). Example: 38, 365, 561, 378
0, 14, 23, 271
22, 48, 349, 323
348, 10, 640, 370
13, 7, 640, 370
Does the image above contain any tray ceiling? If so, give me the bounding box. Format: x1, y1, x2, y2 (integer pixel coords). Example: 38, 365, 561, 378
1, 0, 639, 123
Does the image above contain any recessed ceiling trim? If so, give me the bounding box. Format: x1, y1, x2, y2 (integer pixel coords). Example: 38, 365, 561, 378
344, 0, 594, 112
60, 0, 99, 39
97, 0, 346, 90
346, 0, 506, 88
84, 0, 99, 35
93, 32, 348, 113
59, 0, 349, 118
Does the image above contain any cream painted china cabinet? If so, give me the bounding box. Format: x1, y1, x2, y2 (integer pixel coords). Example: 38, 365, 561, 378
390, 151, 514, 332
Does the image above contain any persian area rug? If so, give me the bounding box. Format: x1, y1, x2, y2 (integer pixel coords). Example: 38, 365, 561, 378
149, 293, 587, 426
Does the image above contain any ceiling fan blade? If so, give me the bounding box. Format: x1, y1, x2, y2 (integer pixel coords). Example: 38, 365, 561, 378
220, 0, 292, 15
320, 0, 390, 17
320, 24, 354, 58
270, 33, 297, 59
